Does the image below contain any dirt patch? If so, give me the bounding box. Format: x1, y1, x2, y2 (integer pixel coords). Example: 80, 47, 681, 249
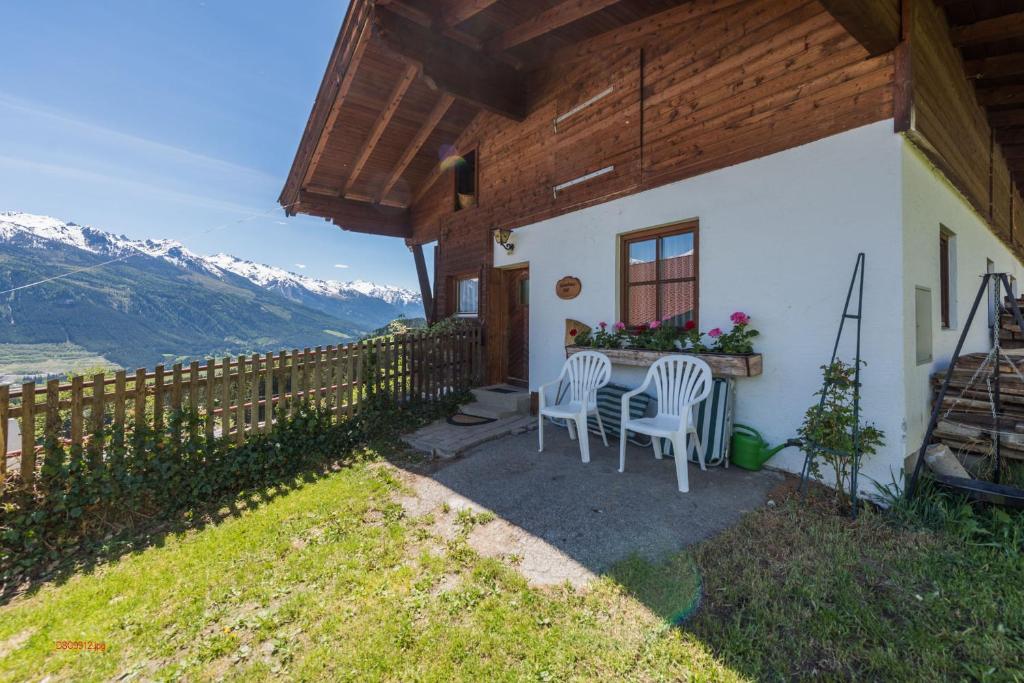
0, 628, 34, 659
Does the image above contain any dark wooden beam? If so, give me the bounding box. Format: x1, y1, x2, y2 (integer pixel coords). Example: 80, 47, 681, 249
411, 243, 435, 324
816, 0, 900, 56
977, 85, 1024, 107
442, 0, 499, 27
343, 62, 419, 195
302, 19, 373, 191
953, 12, 1024, 47
990, 109, 1024, 128
295, 190, 411, 238
966, 53, 1024, 80
487, 0, 622, 53
379, 93, 455, 203
374, 5, 526, 120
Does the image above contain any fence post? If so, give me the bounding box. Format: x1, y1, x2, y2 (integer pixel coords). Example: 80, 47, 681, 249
221, 356, 232, 440
264, 352, 274, 434
153, 365, 165, 431
45, 379, 60, 452
171, 363, 183, 414
205, 359, 216, 439
235, 355, 247, 443
0, 384, 7, 479
71, 375, 84, 447
20, 381, 35, 482
114, 370, 127, 430
189, 361, 200, 413
251, 353, 261, 432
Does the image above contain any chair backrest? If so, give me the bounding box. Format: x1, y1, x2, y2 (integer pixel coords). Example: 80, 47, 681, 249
646, 355, 712, 421
563, 351, 612, 405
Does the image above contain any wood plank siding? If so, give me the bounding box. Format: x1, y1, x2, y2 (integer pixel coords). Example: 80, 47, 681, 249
410, 0, 894, 320
282, 0, 1024, 382
898, 0, 1023, 250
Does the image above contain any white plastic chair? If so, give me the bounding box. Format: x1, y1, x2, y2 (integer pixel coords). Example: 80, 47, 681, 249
619, 356, 712, 493
538, 351, 612, 463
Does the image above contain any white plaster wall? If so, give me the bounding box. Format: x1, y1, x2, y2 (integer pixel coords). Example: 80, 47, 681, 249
901, 142, 1024, 470
494, 120, 906, 491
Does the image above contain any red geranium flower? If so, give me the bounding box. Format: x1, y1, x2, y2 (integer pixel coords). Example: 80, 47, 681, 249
569, 328, 579, 337
683, 320, 697, 332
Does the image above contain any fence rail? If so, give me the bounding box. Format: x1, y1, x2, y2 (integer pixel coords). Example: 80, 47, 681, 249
1, 327, 482, 483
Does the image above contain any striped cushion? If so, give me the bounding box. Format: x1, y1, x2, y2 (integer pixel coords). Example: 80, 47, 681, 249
548, 383, 652, 446
548, 378, 735, 466
664, 378, 734, 467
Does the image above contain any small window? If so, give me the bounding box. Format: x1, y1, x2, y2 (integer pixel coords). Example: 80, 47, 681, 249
937, 231, 954, 329
620, 222, 697, 328
454, 150, 477, 211
915, 286, 933, 365
455, 276, 479, 316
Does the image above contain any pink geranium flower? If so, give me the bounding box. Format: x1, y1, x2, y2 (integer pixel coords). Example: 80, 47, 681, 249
649, 320, 661, 330
598, 321, 607, 330
708, 327, 723, 338
614, 321, 626, 331
730, 311, 750, 325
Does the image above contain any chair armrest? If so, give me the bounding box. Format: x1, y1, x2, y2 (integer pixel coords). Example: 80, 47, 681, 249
537, 379, 562, 409
620, 377, 652, 422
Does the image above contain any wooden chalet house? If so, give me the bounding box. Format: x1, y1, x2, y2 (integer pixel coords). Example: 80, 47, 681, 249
282, 0, 1024, 492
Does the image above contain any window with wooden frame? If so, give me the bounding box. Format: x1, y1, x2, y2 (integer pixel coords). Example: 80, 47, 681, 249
620, 222, 698, 328
454, 274, 479, 316
453, 149, 477, 212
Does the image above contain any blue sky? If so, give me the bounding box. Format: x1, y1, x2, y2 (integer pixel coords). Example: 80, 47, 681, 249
0, 0, 428, 290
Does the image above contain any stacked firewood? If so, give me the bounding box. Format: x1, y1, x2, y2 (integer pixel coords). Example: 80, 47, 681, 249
932, 353, 1024, 461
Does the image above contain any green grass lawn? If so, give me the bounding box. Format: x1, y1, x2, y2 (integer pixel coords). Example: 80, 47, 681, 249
1, 456, 1022, 681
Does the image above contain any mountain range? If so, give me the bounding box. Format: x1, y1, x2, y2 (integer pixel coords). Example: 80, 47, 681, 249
0, 212, 423, 376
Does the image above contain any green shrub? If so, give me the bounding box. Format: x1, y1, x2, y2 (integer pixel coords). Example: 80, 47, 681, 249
0, 392, 468, 591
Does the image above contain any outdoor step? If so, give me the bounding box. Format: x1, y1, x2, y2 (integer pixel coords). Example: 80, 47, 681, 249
470, 385, 531, 416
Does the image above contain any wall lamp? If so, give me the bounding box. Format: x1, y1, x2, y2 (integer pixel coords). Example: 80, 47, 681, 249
493, 228, 515, 254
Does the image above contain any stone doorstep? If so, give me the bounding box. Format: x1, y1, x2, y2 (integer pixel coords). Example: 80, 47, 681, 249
469, 385, 531, 417
402, 415, 536, 460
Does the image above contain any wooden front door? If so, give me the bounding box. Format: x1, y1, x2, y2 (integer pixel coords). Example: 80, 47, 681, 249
506, 267, 529, 386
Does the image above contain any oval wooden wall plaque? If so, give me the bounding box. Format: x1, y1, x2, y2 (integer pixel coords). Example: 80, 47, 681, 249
556, 276, 582, 300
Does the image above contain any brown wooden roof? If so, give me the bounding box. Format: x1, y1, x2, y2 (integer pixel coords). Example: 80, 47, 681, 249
943, 0, 1024, 186
279, 0, 690, 237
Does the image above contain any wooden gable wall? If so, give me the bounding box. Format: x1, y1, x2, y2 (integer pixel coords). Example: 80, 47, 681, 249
898, 0, 1024, 252
411, 0, 895, 320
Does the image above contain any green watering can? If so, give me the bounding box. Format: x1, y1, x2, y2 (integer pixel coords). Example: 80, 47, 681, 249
731, 424, 798, 471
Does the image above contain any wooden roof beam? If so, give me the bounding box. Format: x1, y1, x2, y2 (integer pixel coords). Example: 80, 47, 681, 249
378, 93, 455, 203
953, 12, 1024, 47
487, 0, 623, 53
295, 190, 411, 238
343, 62, 419, 196
966, 53, 1024, 80
442, 0, 499, 27
301, 18, 373, 191
374, 5, 526, 120
816, 0, 900, 56
977, 85, 1024, 108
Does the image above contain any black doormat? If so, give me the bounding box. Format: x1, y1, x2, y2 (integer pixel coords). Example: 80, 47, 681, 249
486, 387, 519, 394
446, 412, 498, 427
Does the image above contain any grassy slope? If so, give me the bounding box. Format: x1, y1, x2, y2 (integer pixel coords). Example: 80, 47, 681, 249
0, 461, 1021, 681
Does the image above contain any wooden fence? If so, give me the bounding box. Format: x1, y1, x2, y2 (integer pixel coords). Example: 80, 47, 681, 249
0, 327, 482, 483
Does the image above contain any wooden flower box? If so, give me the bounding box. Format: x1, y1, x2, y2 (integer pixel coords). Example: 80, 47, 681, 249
565, 346, 763, 378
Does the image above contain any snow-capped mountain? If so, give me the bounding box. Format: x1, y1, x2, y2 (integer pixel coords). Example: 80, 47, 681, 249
0, 211, 422, 319
0, 212, 425, 374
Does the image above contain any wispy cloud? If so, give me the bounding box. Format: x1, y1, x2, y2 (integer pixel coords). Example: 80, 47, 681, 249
334, 264, 349, 269
0, 92, 278, 186
0, 155, 266, 216
294, 263, 307, 269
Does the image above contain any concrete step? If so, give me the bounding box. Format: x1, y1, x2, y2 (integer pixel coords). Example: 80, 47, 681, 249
469, 384, 531, 417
